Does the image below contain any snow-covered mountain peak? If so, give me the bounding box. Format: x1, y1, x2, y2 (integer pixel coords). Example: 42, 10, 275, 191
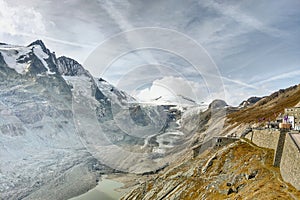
0, 40, 57, 75
27, 40, 48, 54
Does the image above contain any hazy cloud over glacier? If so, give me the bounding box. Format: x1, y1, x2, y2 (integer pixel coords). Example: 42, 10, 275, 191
0, 0, 299, 105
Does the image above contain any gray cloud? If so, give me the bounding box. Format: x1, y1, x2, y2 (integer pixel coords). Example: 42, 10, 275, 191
0, 0, 299, 105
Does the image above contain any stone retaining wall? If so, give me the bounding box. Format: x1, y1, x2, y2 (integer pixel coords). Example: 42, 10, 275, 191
280, 133, 300, 190
245, 129, 280, 150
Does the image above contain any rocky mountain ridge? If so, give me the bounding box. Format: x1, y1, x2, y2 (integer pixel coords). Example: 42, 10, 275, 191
0, 40, 198, 199
57, 56, 88, 76
228, 84, 300, 126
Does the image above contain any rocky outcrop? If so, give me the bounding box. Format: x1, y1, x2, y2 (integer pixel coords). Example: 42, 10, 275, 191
57, 56, 87, 76
239, 96, 262, 107
208, 99, 227, 110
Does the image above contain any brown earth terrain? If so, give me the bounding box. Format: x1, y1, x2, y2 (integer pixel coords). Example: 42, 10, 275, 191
123, 140, 300, 200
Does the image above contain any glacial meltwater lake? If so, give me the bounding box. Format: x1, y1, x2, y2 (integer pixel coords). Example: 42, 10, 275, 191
70, 175, 126, 200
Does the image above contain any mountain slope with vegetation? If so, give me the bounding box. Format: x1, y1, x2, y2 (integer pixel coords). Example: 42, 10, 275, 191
227, 84, 300, 126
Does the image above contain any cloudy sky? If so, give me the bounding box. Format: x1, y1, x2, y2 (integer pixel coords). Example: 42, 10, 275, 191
0, 0, 299, 105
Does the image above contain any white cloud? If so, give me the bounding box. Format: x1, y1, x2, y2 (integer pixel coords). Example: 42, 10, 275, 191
0, 0, 96, 62
0, 0, 46, 36
134, 76, 210, 104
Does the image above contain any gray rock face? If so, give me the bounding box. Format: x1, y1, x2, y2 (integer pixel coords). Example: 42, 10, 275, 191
239, 96, 262, 107
57, 56, 87, 76
209, 99, 228, 110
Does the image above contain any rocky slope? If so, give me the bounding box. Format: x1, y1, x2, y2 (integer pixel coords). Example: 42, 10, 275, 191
123, 140, 300, 200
